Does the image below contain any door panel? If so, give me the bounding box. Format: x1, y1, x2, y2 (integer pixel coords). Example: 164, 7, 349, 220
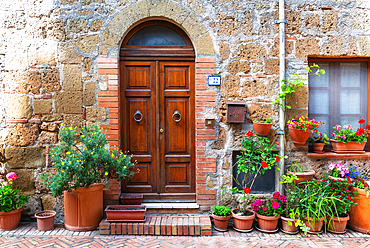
127, 99, 150, 153
166, 99, 188, 154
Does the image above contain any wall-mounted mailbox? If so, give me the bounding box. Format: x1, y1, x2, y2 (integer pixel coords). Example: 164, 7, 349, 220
226, 101, 246, 123
205, 119, 215, 126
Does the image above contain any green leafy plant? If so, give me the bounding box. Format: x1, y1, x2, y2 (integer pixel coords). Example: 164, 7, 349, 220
211, 205, 232, 217
253, 117, 272, 124
287, 209, 310, 234
273, 64, 325, 111
41, 124, 136, 196
307, 131, 330, 144
0, 172, 28, 212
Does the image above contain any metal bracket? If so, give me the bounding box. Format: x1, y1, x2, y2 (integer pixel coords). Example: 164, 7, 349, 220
275, 20, 288, 24
275, 130, 285, 135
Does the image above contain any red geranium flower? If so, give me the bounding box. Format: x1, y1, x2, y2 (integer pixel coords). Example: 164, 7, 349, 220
261, 162, 267, 168
244, 187, 251, 194
246, 131, 253, 137
367, 124, 370, 130
275, 142, 279, 145
365, 183, 369, 187
275, 156, 280, 162
359, 119, 366, 124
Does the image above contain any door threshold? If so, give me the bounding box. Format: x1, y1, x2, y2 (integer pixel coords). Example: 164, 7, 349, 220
143, 203, 199, 209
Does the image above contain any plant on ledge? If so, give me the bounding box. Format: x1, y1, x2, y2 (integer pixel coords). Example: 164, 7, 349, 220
41, 124, 136, 196
331, 120, 370, 144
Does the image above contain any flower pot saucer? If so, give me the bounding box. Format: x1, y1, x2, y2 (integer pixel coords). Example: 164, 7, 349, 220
214, 226, 228, 232
313, 151, 325, 154
280, 228, 299, 235
233, 226, 253, 233
331, 150, 365, 154
328, 229, 346, 234
107, 216, 146, 223
307, 229, 323, 235
255, 225, 279, 234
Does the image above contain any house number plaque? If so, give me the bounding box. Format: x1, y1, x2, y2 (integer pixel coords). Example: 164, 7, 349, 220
208, 75, 221, 86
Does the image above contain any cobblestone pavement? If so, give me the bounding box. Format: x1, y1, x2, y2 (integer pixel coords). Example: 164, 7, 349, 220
0, 223, 369, 248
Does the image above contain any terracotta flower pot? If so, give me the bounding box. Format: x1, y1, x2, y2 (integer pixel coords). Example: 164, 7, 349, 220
312, 143, 325, 153
231, 208, 255, 232
253, 122, 272, 136
64, 183, 103, 231
105, 205, 146, 222
212, 214, 231, 232
0, 207, 23, 231
327, 214, 350, 234
287, 170, 315, 187
303, 217, 324, 233
256, 213, 280, 231
348, 187, 370, 233
330, 139, 366, 152
281, 216, 299, 234
35, 210, 56, 231
289, 128, 311, 145
120, 194, 143, 205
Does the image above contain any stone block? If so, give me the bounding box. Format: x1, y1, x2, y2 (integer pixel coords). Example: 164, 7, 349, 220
59, 47, 82, 64
242, 79, 266, 98
305, 14, 319, 29
183, 13, 207, 40
217, 14, 240, 36
206, 175, 215, 188
38, 131, 58, 144
76, 35, 98, 53
296, 38, 319, 59
86, 107, 106, 122
193, 33, 215, 56
40, 122, 59, 132
221, 75, 240, 97
5, 95, 32, 119
12, 169, 35, 194
288, 86, 308, 108
234, 44, 266, 60
83, 81, 96, 106
63, 114, 83, 128
41, 194, 56, 210
33, 100, 52, 115
90, 20, 104, 32
5, 146, 45, 169
63, 65, 82, 91
358, 36, 370, 56
265, 58, 279, 75
28, 41, 57, 66
165, 1, 189, 24
42, 68, 61, 92
42, 114, 63, 122
123, 1, 149, 26
285, 11, 302, 34
219, 42, 230, 60
322, 10, 337, 33
55, 91, 82, 114
247, 102, 274, 124
66, 18, 88, 33
320, 37, 345, 56
6, 124, 39, 146
60, 0, 78, 4
22, 196, 42, 220
101, 30, 119, 50
258, 12, 273, 35
211, 126, 225, 150
242, 11, 255, 35
269, 40, 293, 57
148, 0, 167, 16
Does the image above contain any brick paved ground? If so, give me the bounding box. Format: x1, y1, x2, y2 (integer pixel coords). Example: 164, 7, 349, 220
0, 222, 369, 247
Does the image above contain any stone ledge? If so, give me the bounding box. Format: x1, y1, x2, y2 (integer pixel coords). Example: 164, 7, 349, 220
307, 152, 370, 158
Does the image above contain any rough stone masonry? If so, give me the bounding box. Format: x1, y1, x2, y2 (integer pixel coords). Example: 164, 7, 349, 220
0, 0, 370, 222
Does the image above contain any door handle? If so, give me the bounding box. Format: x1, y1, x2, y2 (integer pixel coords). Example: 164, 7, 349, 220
172, 110, 182, 123
133, 110, 143, 122
160, 128, 164, 133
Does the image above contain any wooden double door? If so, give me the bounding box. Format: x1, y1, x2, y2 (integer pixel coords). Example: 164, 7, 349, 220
120, 60, 195, 202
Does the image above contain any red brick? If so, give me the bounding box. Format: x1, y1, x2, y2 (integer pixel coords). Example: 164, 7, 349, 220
197, 168, 216, 173
196, 63, 216, 68
197, 189, 217, 195
196, 151, 206, 157
197, 194, 216, 200
122, 223, 127, 235
200, 217, 212, 230
241, 74, 252, 77
196, 101, 216, 107
108, 86, 119, 91
196, 129, 216, 135
195, 107, 206, 112
99, 220, 110, 229
155, 217, 161, 235
103, 129, 119, 135
256, 74, 266, 78
196, 162, 216, 168
98, 91, 119, 97
196, 57, 216, 62
194, 217, 200, 235
161, 217, 167, 235
98, 97, 119, 102
197, 157, 216, 163
178, 217, 183, 236
196, 140, 206, 146
195, 74, 205, 79
100, 124, 119, 130
133, 223, 138, 235
196, 113, 204, 118
196, 123, 204, 128
106, 135, 119, 141
109, 108, 119, 113
127, 223, 132, 235
144, 217, 150, 235
196, 85, 206, 90
108, 113, 119, 119
196, 135, 216, 140
196, 80, 206, 85
6, 119, 28, 124
111, 223, 116, 235
166, 217, 172, 235
99, 229, 110, 235
197, 200, 216, 205
171, 217, 177, 235
110, 179, 120, 184
97, 58, 118, 63
251, 60, 263, 63
98, 69, 119, 75
189, 217, 195, 236
183, 217, 189, 236
97, 63, 118, 69
196, 118, 204, 124
108, 75, 118, 80
109, 119, 119, 124
110, 184, 120, 190
199, 206, 210, 211
103, 189, 120, 195
28, 119, 41, 124
196, 91, 216, 96
197, 184, 206, 189
107, 141, 119, 146
98, 102, 119, 108
103, 194, 119, 200
196, 96, 216, 102
138, 222, 144, 235
116, 223, 122, 235
196, 179, 207, 184
201, 230, 212, 236
196, 146, 205, 151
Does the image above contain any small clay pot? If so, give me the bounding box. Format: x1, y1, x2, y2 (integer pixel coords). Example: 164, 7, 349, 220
327, 214, 350, 234
212, 214, 231, 232
303, 217, 324, 233
35, 210, 56, 231
256, 213, 280, 231
253, 122, 273, 137
281, 216, 299, 234
312, 143, 325, 153
287, 170, 315, 187
232, 209, 255, 232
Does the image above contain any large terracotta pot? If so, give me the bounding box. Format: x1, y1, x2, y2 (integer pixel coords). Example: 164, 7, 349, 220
303, 217, 324, 233
64, 183, 103, 231
253, 122, 272, 136
212, 214, 231, 232
256, 213, 280, 231
0, 207, 23, 230
312, 143, 325, 153
231, 208, 255, 232
289, 128, 311, 145
348, 187, 370, 233
281, 216, 299, 234
35, 210, 56, 231
287, 170, 315, 187
330, 139, 366, 152
327, 214, 349, 234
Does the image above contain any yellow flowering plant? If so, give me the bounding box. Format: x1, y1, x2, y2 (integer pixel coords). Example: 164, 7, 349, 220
41, 124, 136, 196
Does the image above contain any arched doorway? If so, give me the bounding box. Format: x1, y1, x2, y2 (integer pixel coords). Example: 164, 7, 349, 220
120, 20, 196, 203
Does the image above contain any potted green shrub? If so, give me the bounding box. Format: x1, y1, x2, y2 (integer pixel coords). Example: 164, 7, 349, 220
252, 117, 273, 136
41, 124, 136, 231
330, 121, 369, 152
211, 205, 232, 232
307, 131, 329, 153
0, 172, 28, 230
230, 132, 283, 232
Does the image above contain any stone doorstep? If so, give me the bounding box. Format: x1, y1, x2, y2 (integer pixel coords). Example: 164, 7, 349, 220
99, 215, 212, 236
143, 203, 200, 214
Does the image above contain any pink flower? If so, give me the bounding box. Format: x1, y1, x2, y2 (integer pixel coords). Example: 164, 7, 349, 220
262, 207, 267, 211
6, 172, 17, 181
278, 194, 287, 203
273, 192, 280, 199
333, 125, 341, 131
272, 202, 280, 209
331, 132, 335, 136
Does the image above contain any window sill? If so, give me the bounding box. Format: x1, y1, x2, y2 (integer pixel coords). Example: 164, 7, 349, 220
307, 152, 370, 158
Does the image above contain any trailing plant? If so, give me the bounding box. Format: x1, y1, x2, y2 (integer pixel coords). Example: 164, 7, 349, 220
331, 120, 370, 144
0, 172, 28, 212
328, 163, 349, 178
41, 124, 136, 196
211, 205, 232, 217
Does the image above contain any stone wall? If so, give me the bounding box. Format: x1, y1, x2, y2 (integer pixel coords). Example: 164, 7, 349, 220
0, 0, 370, 220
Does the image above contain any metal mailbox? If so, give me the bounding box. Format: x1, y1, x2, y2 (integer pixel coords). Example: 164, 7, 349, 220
226, 101, 246, 123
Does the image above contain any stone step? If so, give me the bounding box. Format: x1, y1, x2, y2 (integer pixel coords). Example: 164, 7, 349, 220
144, 203, 200, 214
99, 215, 212, 236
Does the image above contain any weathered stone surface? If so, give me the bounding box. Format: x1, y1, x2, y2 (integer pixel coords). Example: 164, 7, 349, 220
55, 91, 82, 114
242, 11, 254, 35
38, 131, 58, 144
247, 102, 274, 124
266, 76, 278, 98
258, 12, 273, 35
42, 68, 61, 92
217, 15, 240, 36
63, 65, 82, 91
40, 122, 59, 132
305, 14, 319, 29
358, 36, 370, 56
28, 41, 57, 66
288, 86, 308, 108
86, 107, 106, 122
5, 95, 32, 119
241, 79, 266, 98
20, 71, 42, 94
83, 81, 96, 106
41, 194, 56, 210
321, 37, 345, 56
147, 0, 167, 16
35, 168, 57, 193
33, 100, 52, 115
221, 75, 240, 97
322, 10, 337, 33
59, 47, 82, 64
296, 38, 319, 59
285, 11, 302, 34
348, 36, 359, 56
6, 124, 39, 146
22, 196, 42, 220
60, 0, 78, 4
123, 1, 149, 26
234, 44, 267, 60
219, 42, 230, 60
265, 58, 279, 75
183, 13, 207, 40
165, 1, 189, 24
206, 175, 215, 188
90, 20, 104, 32
219, 190, 236, 209
216, 99, 227, 123
269, 40, 293, 57
5, 147, 44, 169
253, 64, 263, 73
193, 32, 215, 56
63, 114, 83, 128
12, 169, 35, 194
76, 35, 98, 53
66, 18, 88, 33
227, 61, 251, 75
222, 158, 230, 170
42, 114, 63, 122
212, 126, 226, 149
